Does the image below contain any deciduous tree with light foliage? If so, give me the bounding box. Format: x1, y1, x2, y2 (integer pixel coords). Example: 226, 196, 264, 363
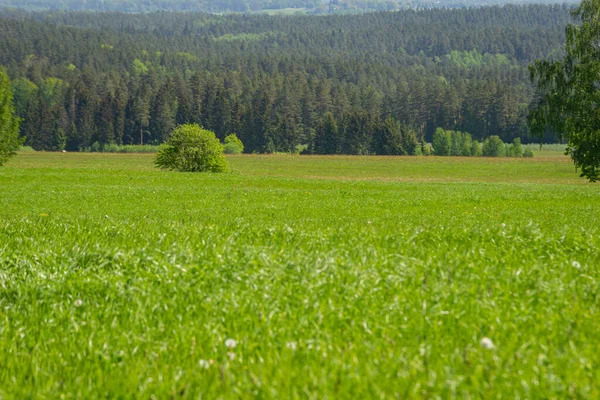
223, 133, 244, 154
154, 124, 228, 172
0, 66, 22, 166
529, 0, 600, 181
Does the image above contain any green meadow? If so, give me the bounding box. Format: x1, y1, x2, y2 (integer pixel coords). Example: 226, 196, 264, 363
1, 152, 599, 398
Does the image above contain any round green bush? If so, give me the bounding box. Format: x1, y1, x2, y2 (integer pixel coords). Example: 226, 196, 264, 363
154, 124, 228, 172
523, 148, 534, 158
223, 133, 244, 154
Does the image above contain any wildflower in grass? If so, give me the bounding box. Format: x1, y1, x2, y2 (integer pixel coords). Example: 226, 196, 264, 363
286, 341, 298, 351
74, 299, 83, 307
572, 261, 581, 269
225, 338, 237, 349
199, 359, 210, 369
227, 352, 236, 361
480, 337, 495, 349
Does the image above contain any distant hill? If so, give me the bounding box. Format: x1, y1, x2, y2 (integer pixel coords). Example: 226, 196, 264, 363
0, 0, 580, 14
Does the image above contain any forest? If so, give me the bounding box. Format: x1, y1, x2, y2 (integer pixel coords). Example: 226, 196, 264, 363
0, 0, 578, 14
0, 5, 572, 154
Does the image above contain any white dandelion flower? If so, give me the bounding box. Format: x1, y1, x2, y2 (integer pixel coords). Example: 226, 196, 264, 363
286, 341, 297, 351
480, 337, 495, 350
225, 339, 237, 349
199, 359, 210, 369
227, 351, 236, 361
74, 299, 83, 307
572, 261, 581, 269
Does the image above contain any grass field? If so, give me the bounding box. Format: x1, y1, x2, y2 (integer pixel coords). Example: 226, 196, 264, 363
1, 152, 599, 398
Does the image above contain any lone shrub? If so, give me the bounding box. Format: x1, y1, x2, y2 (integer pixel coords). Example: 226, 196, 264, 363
223, 133, 244, 154
523, 148, 534, 158
482, 135, 506, 157
154, 124, 228, 172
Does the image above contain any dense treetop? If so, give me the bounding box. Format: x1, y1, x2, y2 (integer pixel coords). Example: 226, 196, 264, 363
0, 6, 572, 153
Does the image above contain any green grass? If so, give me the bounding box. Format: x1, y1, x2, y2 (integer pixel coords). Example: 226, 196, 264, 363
1, 152, 599, 398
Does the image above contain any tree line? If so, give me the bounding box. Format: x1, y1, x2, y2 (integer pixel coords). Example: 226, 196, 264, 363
0, 5, 571, 154
0, 0, 578, 14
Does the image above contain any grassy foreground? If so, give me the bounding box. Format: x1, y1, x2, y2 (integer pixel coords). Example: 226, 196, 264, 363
1, 152, 599, 398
